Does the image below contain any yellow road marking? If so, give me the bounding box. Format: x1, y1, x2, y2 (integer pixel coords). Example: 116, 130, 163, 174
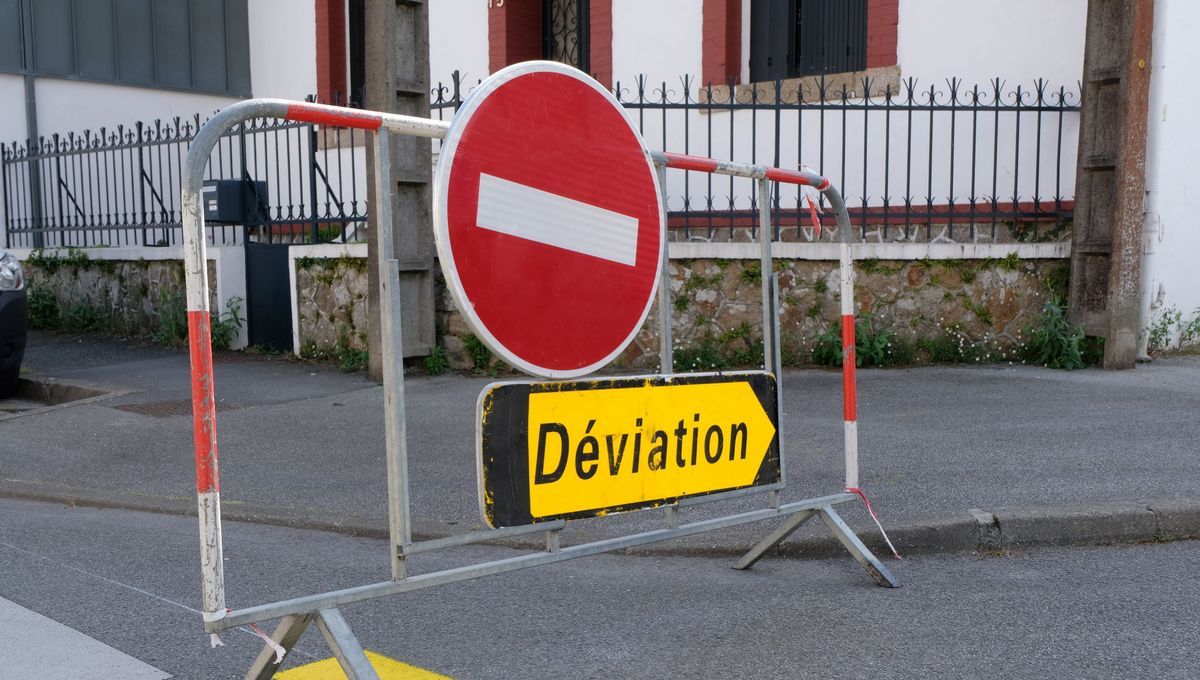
277, 650, 449, 679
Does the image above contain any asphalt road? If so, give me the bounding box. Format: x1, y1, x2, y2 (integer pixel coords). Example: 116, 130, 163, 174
1, 498, 1197, 679
5, 331, 1200, 551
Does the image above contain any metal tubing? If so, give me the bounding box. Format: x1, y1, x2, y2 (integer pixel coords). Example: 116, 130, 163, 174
315, 609, 380, 680
181, 98, 447, 625
675, 481, 786, 508
183, 99, 288, 626
244, 614, 312, 680
402, 520, 567, 556
210, 492, 859, 632
732, 509, 816, 570
373, 129, 413, 578
656, 163, 673, 374
757, 178, 774, 373
818, 506, 900, 588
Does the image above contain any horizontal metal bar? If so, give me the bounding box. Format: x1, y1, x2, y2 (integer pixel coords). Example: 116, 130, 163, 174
210, 492, 857, 632
651, 151, 829, 189
401, 520, 567, 556
675, 481, 787, 508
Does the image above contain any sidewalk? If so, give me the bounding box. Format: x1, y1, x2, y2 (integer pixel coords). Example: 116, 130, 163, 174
2, 330, 1197, 558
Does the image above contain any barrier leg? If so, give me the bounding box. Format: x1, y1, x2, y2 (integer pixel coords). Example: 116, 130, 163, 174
315, 608, 380, 680
731, 509, 816, 570
818, 506, 900, 588
244, 614, 312, 680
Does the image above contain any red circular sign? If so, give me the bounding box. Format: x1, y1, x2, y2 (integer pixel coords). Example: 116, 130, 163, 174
433, 62, 664, 379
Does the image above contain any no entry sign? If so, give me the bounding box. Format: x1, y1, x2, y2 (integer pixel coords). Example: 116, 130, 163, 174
477, 372, 781, 528
432, 61, 665, 379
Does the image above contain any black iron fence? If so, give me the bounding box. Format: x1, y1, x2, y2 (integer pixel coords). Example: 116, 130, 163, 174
1, 106, 368, 249
433, 72, 1081, 244
2, 72, 1080, 250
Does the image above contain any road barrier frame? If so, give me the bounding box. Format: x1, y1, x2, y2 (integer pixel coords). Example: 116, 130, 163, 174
181, 95, 897, 680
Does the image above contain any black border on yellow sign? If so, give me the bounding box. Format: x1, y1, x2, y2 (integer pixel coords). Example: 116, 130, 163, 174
477, 371, 781, 528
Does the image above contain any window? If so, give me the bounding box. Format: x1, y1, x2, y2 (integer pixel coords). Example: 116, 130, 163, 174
543, 0, 589, 72
0, 0, 252, 97
750, 0, 866, 82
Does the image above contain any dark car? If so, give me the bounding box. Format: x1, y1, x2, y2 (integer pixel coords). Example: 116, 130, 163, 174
0, 248, 27, 398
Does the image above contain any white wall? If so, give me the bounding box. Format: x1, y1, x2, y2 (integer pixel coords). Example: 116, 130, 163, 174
612, 0, 703, 90
0, 74, 27, 147
429, 0, 490, 91
3, 0, 315, 146
898, 0, 1087, 90
248, 0, 318, 100
1143, 0, 1200, 348
33, 79, 237, 139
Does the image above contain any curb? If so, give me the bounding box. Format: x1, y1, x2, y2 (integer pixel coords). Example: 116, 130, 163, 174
3, 480, 1197, 558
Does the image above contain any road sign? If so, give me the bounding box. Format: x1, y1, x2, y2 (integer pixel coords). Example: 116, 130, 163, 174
477, 372, 780, 527
432, 61, 665, 379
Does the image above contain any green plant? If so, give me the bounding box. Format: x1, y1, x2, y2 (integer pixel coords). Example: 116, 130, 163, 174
26, 287, 59, 329
1146, 306, 1182, 355
337, 345, 369, 372
809, 323, 842, 366
673, 295, 689, 312
1081, 335, 1105, 365
60, 297, 101, 332
739, 262, 762, 284
813, 279, 829, 294
151, 291, 189, 346
682, 271, 723, 293
960, 294, 993, 327
809, 316, 912, 368
210, 297, 244, 351
1181, 309, 1200, 348
1020, 296, 1085, 369
673, 333, 729, 371
425, 345, 448, 375
917, 322, 984, 364
464, 334, 493, 371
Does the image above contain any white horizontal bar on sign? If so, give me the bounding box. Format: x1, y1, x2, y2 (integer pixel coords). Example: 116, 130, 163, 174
476, 173, 640, 266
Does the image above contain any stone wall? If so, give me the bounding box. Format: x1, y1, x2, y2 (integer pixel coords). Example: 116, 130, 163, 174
435, 256, 1069, 371
295, 253, 1069, 371
294, 256, 370, 355
615, 256, 1068, 369
23, 250, 217, 335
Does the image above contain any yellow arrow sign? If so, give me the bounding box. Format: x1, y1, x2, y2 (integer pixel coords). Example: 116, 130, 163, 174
478, 372, 779, 527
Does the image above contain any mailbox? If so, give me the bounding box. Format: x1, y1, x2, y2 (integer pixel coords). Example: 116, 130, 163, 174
202, 180, 268, 224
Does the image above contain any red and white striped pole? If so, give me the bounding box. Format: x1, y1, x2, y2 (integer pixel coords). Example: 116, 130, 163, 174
180, 99, 447, 630
838, 229, 859, 489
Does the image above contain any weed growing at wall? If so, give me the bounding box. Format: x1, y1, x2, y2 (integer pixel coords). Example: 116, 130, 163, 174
1146, 305, 1200, 355
1019, 296, 1085, 369
424, 346, 448, 375
464, 334, 494, 372
210, 298, 244, 351
26, 288, 59, 329
810, 315, 913, 368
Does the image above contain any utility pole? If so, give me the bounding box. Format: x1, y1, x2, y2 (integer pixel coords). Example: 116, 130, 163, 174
364, 0, 436, 381
1069, 0, 1154, 368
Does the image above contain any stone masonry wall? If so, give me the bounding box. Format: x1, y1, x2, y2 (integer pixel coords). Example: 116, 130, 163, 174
24, 251, 217, 335
294, 254, 1069, 370
294, 256, 370, 354
615, 256, 1068, 370
434, 256, 1070, 371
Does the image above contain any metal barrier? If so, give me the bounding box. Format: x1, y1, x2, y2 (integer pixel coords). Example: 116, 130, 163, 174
182, 95, 898, 680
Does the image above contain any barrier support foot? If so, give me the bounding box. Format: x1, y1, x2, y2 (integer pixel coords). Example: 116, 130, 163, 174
244, 613, 312, 680
732, 509, 816, 570
315, 607, 381, 679
818, 505, 901, 588
733, 505, 901, 589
